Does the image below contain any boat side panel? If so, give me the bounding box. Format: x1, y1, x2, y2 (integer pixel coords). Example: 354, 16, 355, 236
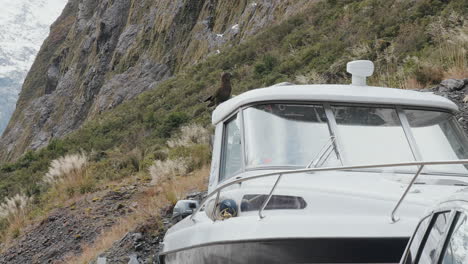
161, 237, 408, 264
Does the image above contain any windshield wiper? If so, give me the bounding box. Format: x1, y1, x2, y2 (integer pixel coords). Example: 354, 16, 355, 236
306, 136, 336, 168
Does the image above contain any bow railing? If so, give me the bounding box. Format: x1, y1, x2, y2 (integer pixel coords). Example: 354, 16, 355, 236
190, 160, 468, 223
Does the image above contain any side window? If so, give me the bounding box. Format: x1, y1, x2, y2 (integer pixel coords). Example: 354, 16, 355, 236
220, 115, 242, 181
441, 213, 468, 264
418, 212, 452, 264
404, 216, 431, 264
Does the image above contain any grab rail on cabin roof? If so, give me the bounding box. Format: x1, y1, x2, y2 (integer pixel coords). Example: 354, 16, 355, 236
190, 160, 468, 223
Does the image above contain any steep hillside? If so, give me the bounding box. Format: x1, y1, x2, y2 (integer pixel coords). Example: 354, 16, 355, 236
0, 0, 313, 162
0, 0, 466, 262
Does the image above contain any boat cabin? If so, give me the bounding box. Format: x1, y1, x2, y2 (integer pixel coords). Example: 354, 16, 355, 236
159, 61, 468, 264
208, 83, 468, 192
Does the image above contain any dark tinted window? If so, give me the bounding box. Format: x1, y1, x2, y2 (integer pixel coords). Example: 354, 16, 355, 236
441, 213, 468, 264
240, 194, 307, 212
418, 212, 451, 263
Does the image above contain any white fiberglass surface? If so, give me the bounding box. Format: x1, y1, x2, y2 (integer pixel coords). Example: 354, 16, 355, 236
244, 104, 339, 168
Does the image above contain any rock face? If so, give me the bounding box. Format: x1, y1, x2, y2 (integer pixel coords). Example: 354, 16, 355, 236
0, 0, 313, 161
439, 79, 466, 92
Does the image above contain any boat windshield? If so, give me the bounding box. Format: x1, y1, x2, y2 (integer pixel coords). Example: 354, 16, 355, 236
405, 109, 468, 174
244, 104, 339, 168
242, 103, 468, 175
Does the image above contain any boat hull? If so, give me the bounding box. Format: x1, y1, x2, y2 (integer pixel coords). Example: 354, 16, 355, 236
160, 237, 408, 264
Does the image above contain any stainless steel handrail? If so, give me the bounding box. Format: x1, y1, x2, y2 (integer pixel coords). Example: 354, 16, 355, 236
191, 159, 468, 223
259, 174, 282, 219
390, 165, 424, 223
306, 136, 336, 168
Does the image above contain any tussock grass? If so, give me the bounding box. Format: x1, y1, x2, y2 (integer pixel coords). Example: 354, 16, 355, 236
0, 193, 32, 245
167, 124, 210, 148
43, 152, 93, 203
151, 124, 211, 185
0, 194, 31, 220
66, 166, 209, 264
44, 153, 88, 185
149, 158, 190, 185
0, 153, 92, 248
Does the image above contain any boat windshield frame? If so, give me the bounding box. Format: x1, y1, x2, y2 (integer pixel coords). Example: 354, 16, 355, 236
218, 100, 468, 182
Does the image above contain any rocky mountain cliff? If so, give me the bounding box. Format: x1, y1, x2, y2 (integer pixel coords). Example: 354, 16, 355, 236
0, 0, 66, 134
0, 0, 313, 162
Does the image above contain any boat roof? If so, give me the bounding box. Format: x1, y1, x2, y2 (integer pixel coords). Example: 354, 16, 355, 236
212, 84, 458, 125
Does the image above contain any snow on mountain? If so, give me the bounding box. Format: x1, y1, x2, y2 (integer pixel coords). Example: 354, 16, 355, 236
0, 0, 67, 134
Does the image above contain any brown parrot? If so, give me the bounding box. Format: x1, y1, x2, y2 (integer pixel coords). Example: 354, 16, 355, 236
204, 72, 232, 107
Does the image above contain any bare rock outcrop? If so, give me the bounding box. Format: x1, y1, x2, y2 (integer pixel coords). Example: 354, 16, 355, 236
0, 187, 138, 264
420, 78, 468, 133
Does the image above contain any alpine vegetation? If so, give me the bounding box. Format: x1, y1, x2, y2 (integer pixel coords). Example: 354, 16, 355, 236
0, 193, 32, 241
149, 158, 190, 186
44, 153, 88, 185
167, 124, 210, 148
0, 193, 31, 221
43, 153, 93, 197
151, 124, 211, 185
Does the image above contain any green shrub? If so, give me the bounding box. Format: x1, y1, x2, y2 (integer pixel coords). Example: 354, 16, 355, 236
157, 112, 189, 138
254, 55, 279, 76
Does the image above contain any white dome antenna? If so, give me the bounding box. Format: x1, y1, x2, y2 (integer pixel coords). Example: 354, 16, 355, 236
347, 60, 374, 86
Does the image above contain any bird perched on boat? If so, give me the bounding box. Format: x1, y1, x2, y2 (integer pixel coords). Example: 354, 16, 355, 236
204, 72, 232, 107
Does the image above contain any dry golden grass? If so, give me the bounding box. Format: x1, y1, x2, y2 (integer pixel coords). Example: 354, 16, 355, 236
66, 166, 209, 264
0, 194, 32, 246
401, 77, 425, 90
167, 124, 210, 148
149, 158, 190, 185
444, 63, 468, 79
440, 42, 467, 79
2, 153, 90, 245
43, 153, 94, 203
64, 216, 139, 264
373, 14, 467, 89
1, 218, 28, 250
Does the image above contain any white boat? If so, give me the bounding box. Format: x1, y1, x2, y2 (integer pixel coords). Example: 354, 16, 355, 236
159, 61, 468, 264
